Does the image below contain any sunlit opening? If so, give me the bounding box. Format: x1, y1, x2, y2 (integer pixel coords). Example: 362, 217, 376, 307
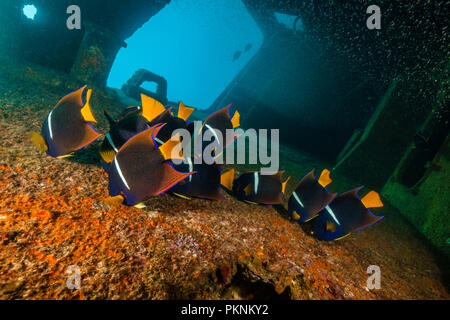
141, 82, 158, 93
108, 0, 263, 109
23, 4, 37, 20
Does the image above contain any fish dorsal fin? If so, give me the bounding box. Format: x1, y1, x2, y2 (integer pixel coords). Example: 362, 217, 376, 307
177, 101, 194, 121
220, 169, 235, 190
80, 89, 97, 123
282, 176, 291, 194
141, 94, 165, 122
244, 183, 253, 196
344, 186, 364, 199
361, 191, 383, 208
298, 169, 316, 186
30, 131, 48, 152
273, 171, 285, 183
117, 125, 159, 155
159, 134, 184, 160
55, 85, 85, 110
202, 104, 231, 129
231, 110, 240, 128
156, 107, 174, 122
318, 169, 332, 187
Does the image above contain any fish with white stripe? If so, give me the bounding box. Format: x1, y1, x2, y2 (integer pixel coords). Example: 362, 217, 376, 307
288, 169, 336, 223
311, 187, 384, 241
30, 86, 101, 158
105, 124, 194, 207
220, 169, 289, 205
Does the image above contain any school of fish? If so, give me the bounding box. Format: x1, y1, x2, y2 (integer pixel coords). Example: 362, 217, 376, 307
31, 86, 384, 241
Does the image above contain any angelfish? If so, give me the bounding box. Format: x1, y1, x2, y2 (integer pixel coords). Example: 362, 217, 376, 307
220, 169, 289, 205
105, 123, 194, 207
99, 94, 167, 164
311, 188, 384, 241
31, 86, 101, 158
170, 157, 224, 200
199, 105, 240, 150
99, 96, 195, 164
288, 169, 337, 223
148, 101, 195, 144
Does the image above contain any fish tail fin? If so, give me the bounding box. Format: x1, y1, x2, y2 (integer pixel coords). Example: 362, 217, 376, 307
141, 94, 165, 122
361, 191, 383, 208
177, 101, 195, 121
159, 134, 184, 160
231, 110, 240, 128
99, 147, 115, 163
282, 176, 291, 194
318, 169, 332, 187
80, 89, 97, 123
220, 169, 235, 190
30, 131, 48, 152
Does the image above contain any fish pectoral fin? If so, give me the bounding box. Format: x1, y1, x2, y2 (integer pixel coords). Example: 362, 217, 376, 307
141, 94, 165, 122
292, 210, 301, 221
361, 191, 383, 208
231, 110, 240, 128
104, 195, 124, 206
243, 183, 253, 196
318, 169, 332, 187
159, 134, 184, 160
177, 101, 195, 121
30, 131, 48, 152
99, 148, 115, 163
326, 221, 337, 232
80, 89, 98, 123
220, 169, 235, 190
282, 176, 291, 194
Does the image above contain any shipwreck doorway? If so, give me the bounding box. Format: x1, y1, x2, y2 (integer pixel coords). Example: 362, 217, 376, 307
107, 0, 263, 109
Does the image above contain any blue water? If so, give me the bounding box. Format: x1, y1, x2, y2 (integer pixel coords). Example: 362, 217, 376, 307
108, 0, 263, 109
